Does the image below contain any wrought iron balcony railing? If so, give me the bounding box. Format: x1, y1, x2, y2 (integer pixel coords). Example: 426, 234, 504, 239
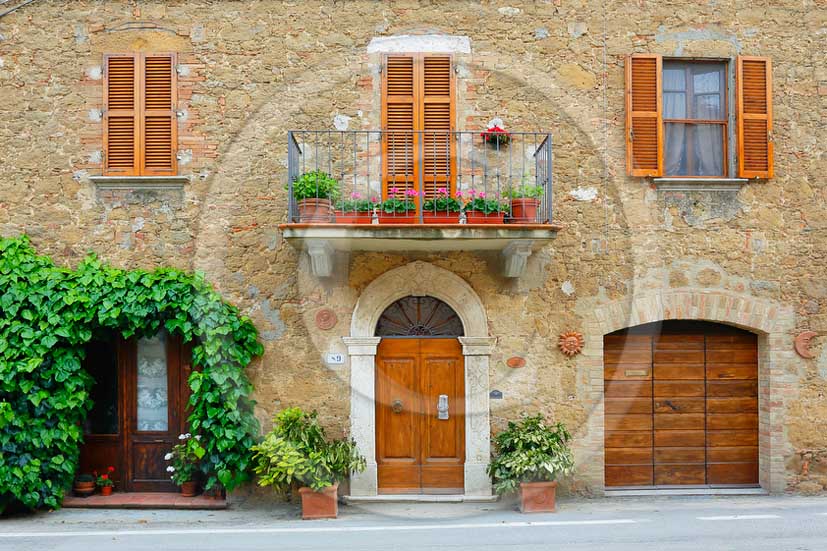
287, 130, 553, 225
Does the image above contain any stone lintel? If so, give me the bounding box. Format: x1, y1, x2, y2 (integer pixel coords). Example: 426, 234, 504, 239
343, 336, 382, 356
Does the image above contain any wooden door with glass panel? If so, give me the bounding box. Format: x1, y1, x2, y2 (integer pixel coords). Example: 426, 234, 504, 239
78, 331, 191, 492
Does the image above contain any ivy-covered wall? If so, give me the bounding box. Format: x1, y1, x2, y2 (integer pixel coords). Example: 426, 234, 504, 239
0, 236, 262, 510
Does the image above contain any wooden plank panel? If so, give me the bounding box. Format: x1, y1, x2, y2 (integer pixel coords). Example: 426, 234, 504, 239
707, 397, 758, 413
707, 462, 759, 485
653, 365, 705, 380
605, 431, 653, 448
707, 349, 758, 363
654, 413, 705, 430
604, 348, 653, 364
655, 465, 705, 485
606, 414, 653, 431
707, 380, 757, 397
604, 366, 652, 381
606, 447, 653, 465
653, 381, 705, 397
654, 447, 706, 464
655, 430, 706, 447
604, 398, 653, 415
653, 397, 705, 414
707, 430, 759, 447
706, 365, 758, 380
605, 380, 652, 398
606, 465, 653, 487
707, 413, 758, 431
707, 446, 758, 463
653, 350, 704, 363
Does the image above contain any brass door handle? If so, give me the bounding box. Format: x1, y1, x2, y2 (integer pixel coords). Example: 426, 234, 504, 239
391, 399, 403, 414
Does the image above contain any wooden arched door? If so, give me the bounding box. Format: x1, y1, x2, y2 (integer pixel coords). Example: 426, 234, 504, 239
374, 297, 465, 494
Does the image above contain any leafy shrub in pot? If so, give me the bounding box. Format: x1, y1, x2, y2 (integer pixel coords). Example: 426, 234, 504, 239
252, 408, 366, 519
488, 414, 574, 513
288, 171, 339, 222
507, 184, 544, 223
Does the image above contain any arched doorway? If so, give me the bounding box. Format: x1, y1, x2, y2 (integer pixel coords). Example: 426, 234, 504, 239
374, 297, 465, 494
604, 321, 759, 488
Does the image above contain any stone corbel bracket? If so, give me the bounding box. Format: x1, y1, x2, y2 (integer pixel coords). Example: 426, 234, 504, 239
501, 240, 534, 278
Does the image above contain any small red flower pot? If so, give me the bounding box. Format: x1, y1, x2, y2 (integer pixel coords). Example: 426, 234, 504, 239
298, 483, 339, 520
100, 485, 113, 497
180, 480, 199, 497
465, 211, 506, 224
333, 211, 372, 224
423, 211, 461, 224
519, 481, 557, 513
378, 213, 418, 224
510, 198, 540, 224
297, 198, 333, 223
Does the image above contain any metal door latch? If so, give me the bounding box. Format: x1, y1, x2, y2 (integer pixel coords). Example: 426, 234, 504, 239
437, 394, 449, 420
391, 399, 403, 414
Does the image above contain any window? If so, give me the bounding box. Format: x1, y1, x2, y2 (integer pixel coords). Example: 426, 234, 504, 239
663, 61, 727, 177
625, 54, 772, 179
103, 53, 177, 176
382, 54, 455, 200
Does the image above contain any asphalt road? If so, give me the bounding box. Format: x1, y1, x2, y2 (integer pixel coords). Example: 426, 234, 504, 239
1, 495, 826, 550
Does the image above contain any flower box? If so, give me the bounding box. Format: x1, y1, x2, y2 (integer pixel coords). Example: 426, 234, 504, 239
465, 211, 506, 224
423, 211, 461, 224
334, 210, 372, 224
298, 482, 339, 520
379, 212, 418, 224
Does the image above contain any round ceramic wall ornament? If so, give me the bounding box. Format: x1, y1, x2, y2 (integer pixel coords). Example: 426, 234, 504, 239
558, 331, 585, 357
315, 308, 338, 330
794, 331, 818, 359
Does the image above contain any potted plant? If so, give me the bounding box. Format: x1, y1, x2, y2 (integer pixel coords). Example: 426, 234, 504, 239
252, 407, 366, 520
422, 188, 462, 223
73, 473, 96, 497
333, 192, 376, 224
481, 124, 511, 147
462, 191, 509, 224
288, 170, 339, 223
378, 188, 418, 224
508, 184, 543, 224
165, 433, 205, 497
488, 414, 574, 513
94, 466, 115, 496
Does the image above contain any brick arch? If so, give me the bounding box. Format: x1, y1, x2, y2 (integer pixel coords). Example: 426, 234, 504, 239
574, 288, 795, 495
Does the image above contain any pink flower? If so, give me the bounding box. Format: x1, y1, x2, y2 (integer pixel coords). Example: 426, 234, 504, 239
350, 191, 362, 199
370, 196, 380, 203
405, 189, 419, 197
468, 189, 477, 197
455, 191, 464, 199
389, 187, 399, 195
478, 191, 486, 198
437, 187, 447, 196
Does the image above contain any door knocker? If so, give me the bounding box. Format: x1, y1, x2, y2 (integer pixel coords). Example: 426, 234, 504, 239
391, 399, 403, 414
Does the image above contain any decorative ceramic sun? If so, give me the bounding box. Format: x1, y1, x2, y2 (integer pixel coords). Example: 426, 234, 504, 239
558, 331, 585, 357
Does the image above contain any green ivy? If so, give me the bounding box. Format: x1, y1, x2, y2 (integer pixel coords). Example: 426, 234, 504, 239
0, 236, 263, 511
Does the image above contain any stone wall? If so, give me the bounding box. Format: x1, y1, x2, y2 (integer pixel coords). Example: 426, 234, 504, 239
1, 0, 826, 494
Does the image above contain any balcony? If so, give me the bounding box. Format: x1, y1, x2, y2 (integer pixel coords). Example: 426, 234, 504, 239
280, 130, 562, 278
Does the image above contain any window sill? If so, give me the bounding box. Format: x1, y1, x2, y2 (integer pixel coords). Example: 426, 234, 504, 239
652, 177, 748, 192
89, 175, 189, 190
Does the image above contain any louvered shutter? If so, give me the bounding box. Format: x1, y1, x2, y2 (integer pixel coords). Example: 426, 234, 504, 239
421, 55, 454, 198
104, 54, 139, 175
625, 54, 663, 177
736, 56, 773, 178
382, 55, 417, 197
142, 54, 177, 175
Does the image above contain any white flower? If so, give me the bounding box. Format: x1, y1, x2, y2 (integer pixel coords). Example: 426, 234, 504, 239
185, 433, 192, 438
166, 466, 175, 473
178, 434, 187, 440
194, 435, 201, 441
164, 453, 174, 460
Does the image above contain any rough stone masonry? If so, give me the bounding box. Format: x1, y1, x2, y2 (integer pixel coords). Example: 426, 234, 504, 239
0, 0, 826, 495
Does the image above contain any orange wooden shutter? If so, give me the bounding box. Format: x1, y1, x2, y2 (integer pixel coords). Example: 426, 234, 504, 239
625, 54, 663, 177
736, 56, 773, 178
142, 54, 177, 175
382, 55, 417, 198
421, 55, 454, 198
104, 54, 139, 175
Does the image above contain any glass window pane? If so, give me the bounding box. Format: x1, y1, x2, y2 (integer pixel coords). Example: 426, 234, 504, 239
665, 123, 724, 177
662, 61, 726, 120
84, 337, 119, 435
136, 333, 169, 432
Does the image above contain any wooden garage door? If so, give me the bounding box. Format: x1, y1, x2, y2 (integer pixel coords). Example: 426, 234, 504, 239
604, 321, 758, 487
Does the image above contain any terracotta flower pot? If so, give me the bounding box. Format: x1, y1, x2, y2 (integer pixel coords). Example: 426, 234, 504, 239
378, 213, 417, 224
100, 485, 113, 496
333, 210, 372, 224
298, 483, 339, 520
465, 211, 506, 224
297, 198, 333, 223
73, 480, 95, 497
510, 198, 540, 224
519, 481, 557, 513
180, 480, 199, 497
423, 211, 461, 224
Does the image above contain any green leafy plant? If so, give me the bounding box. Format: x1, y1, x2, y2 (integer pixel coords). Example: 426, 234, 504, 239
423, 188, 462, 212
487, 414, 574, 495
0, 236, 263, 511
166, 433, 206, 486
334, 192, 376, 212
94, 466, 115, 487
74, 474, 94, 484
289, 170, 339, 201
380, 188, 418, 214
462, 192, 510, 214
507, 184, 544, 199
251, 407, 366, 492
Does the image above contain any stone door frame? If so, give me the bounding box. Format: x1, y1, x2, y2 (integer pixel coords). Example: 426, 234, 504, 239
344, 261, 494, 497
575, 289, 796, 494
